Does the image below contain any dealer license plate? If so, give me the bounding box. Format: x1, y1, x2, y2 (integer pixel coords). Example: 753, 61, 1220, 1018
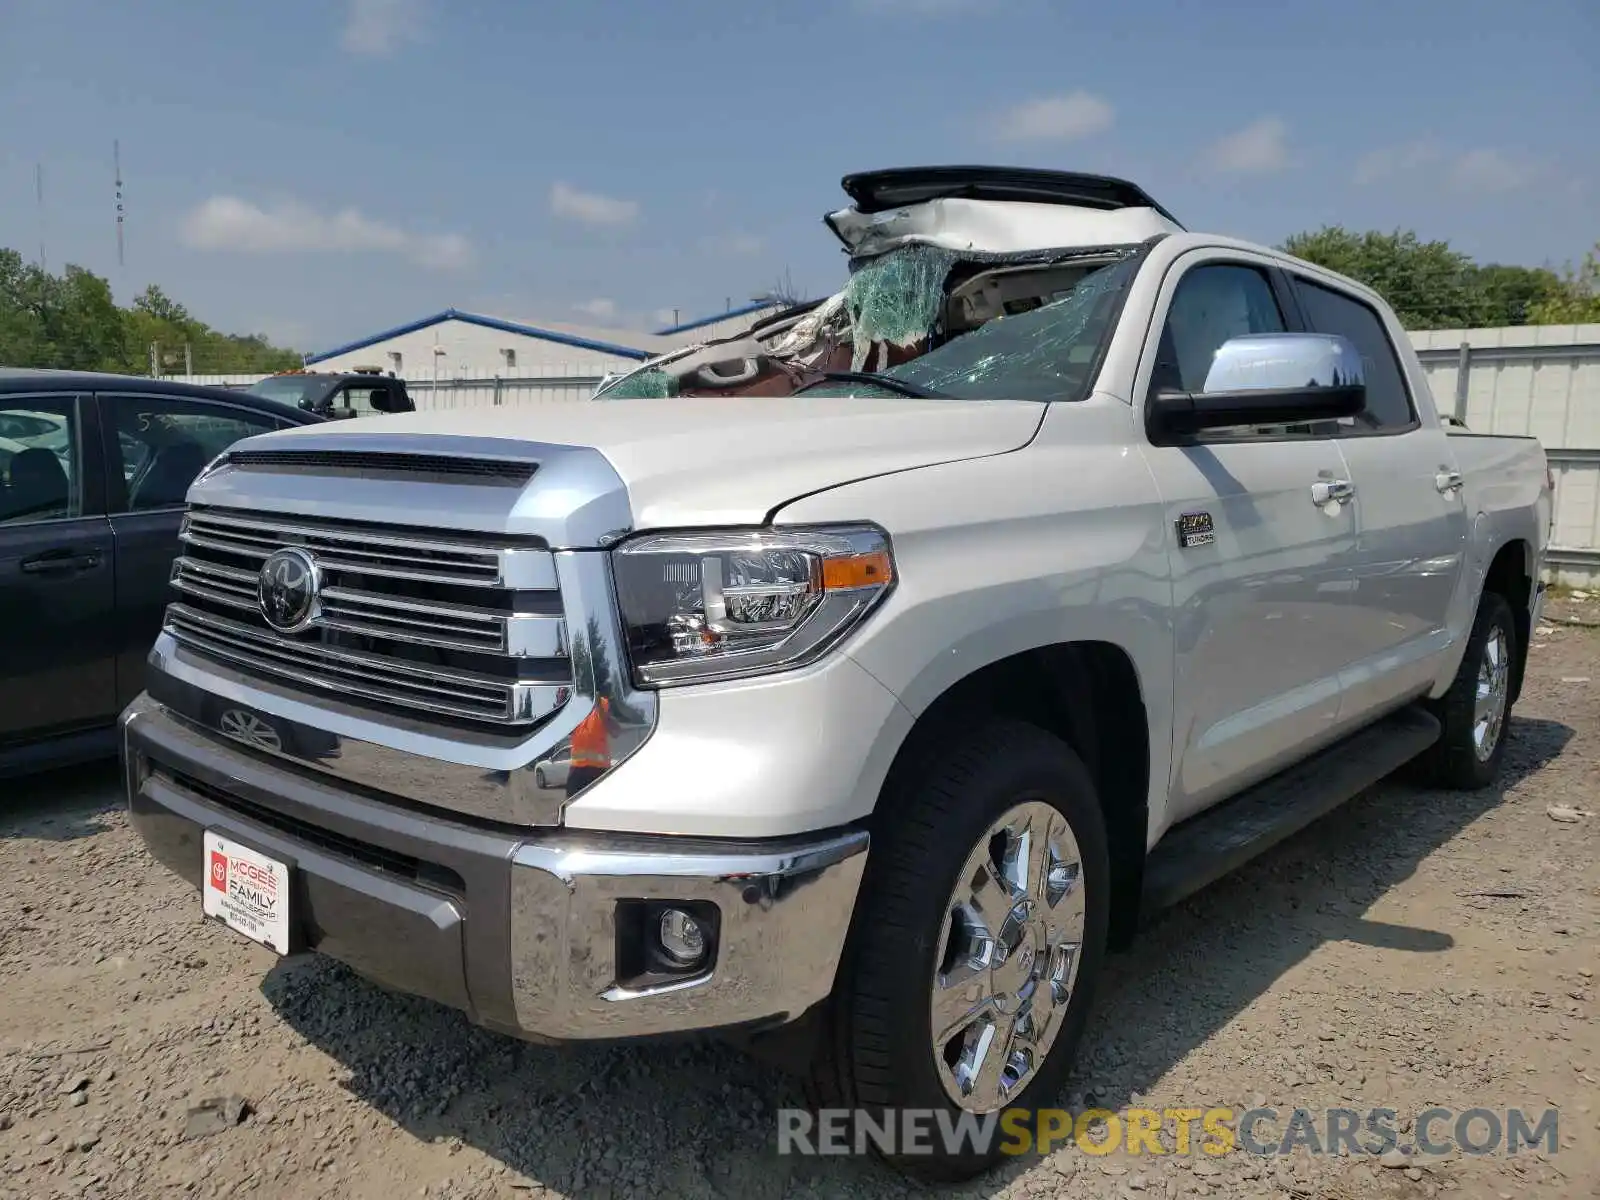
202, 832, 291, 955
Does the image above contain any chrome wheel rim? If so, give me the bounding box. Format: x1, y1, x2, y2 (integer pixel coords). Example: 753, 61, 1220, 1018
930, 800, 1086, 1112
1473, 624, 1511, 762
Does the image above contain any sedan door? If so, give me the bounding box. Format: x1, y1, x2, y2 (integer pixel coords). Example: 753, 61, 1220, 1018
100, 392, 287, 711
0, 392, 118, 748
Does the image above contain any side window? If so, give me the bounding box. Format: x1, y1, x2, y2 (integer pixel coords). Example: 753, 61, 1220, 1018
0, 396, 82, 525
109, 395, 279, 513
341, 384, 381, 415
339, 382, 398, 415
1153, 264, 1286, 394
1292, 279, 1415, 430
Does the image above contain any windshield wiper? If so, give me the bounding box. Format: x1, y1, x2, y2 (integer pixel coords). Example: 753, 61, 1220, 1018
797, 370, 952, 400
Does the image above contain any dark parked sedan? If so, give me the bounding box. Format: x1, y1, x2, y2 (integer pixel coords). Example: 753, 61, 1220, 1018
0, 370, 323, 777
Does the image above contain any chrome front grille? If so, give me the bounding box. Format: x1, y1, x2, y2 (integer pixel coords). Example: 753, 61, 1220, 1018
178, 508, 555, 589
166, 506, 570, 727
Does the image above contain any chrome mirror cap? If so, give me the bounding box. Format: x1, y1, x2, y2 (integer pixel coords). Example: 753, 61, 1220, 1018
1203, 332, 1365, 395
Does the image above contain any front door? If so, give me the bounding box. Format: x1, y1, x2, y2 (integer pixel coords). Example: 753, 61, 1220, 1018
0, 392, 117, 745
1136, 254, 1364, 820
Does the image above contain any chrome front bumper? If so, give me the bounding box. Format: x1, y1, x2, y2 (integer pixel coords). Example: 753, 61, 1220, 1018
122, 694, 868, 1042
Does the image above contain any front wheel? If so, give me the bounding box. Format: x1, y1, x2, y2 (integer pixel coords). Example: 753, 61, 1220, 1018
809, 719, 1110, 1181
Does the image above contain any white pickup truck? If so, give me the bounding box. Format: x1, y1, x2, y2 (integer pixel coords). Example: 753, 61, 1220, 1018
122, 167, 1550, 1180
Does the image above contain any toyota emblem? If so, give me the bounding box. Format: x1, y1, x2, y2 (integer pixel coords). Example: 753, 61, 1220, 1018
257, 546, 321, 632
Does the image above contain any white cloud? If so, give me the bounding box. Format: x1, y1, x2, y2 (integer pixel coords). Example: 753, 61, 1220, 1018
1355, 140, 1537, 195
341, 0, 426, 57
180, 196, 472, 270
699, 231, 765, 255
1207, 117, 1289, 174
549, 181, 640, 226
572, 298, 619, 321
993, 91, 1114, 143
1447, 148, 1527, 195
1354, 139, 1444, 186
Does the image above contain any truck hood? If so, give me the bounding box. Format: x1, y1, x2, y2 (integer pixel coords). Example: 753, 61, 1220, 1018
232, 395, 1045, 532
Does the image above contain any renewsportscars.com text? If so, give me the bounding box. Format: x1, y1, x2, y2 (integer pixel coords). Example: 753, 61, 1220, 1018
777, 1106, 1561, 1159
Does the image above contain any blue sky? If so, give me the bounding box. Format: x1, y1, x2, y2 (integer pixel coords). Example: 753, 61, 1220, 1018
1, 0, 1595, 355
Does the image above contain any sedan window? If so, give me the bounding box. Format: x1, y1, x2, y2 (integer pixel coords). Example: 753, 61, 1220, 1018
108, 395, 281, 512
0, 397, 81, 525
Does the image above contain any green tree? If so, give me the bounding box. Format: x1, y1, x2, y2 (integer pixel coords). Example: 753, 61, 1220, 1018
1278, 226, 1587, 330
0, 249, 50, 365
1284, 227, 1486, 328
51, 266, 133, 370
1475, 263, 1568, 326
1528, 244, 1600, 324
0, 248, 301, 373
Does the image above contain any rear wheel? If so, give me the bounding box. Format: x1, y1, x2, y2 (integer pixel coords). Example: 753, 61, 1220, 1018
809, 719, 1110, 1181
1415, 590, 1517, 790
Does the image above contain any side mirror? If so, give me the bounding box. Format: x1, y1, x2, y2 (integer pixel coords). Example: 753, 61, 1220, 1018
1149, 332, 1366, 439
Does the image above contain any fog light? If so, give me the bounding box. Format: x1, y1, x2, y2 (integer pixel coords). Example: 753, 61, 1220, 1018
658, 908, 706, 966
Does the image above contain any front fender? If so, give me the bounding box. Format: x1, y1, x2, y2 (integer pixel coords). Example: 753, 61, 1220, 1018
773, 400, 1177, 836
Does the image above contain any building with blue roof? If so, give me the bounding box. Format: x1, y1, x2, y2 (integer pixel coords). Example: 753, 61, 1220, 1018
303, 301, 785, 379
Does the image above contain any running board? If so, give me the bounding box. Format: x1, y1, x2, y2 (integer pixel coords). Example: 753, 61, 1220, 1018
1140, 705, 1441, 917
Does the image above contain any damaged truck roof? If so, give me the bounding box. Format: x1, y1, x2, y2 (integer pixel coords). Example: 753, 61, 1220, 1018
827, 165, 1184, 258
837, 165, 1183, 224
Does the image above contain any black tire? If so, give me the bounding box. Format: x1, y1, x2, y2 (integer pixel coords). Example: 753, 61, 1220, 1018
807, 718, 1111, 1181
1414, 590, 1518, 790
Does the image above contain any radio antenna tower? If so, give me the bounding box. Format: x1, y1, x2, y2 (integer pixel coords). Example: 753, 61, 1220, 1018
35, 163, 47, 271
114, 140, 126, 268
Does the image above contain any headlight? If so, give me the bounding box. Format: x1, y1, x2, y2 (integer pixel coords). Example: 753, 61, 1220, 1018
189, 450, 232, 490
612, 524, 895, 686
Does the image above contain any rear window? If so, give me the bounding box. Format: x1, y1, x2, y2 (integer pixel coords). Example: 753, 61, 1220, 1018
247, 375, 335, 410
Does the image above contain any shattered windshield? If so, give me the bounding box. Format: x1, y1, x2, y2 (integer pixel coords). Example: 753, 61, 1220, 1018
801, 254, 1136, 402
593, 242, 1141, 404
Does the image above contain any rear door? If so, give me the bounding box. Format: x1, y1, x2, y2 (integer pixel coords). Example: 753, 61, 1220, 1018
1284, 275, 1472, 727
100, 392, 288, 710
0, 391, 118, 745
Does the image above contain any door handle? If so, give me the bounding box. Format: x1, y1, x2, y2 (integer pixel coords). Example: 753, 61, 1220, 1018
20, 551, 101, 575
1435, 470, 1464, 495
1310, 479, 1355, 505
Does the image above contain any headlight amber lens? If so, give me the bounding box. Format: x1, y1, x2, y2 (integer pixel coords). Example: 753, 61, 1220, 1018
612, 525, 894, 686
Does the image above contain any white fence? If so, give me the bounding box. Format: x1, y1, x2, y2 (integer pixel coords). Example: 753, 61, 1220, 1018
164, 327, 1600, 583
402, 364, 612, 409
1412, 324, 1600, 585
161, 365, 612, 408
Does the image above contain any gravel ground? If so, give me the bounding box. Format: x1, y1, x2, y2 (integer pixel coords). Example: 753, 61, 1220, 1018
2, 626, 1596, 1200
